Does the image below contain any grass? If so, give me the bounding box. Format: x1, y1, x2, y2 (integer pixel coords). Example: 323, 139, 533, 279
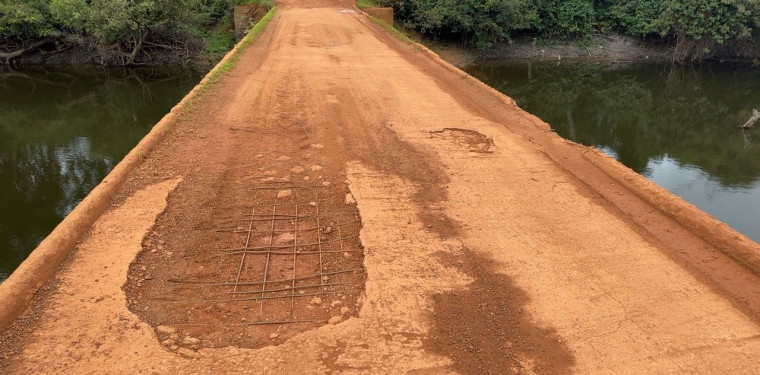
181, 6, 276, 115
202, 6, 277, 90
239, 0, 275, 7
358, 0, 379, 8
204, 1, 275, 61
204, 15, 236, 61
367, 16, 415, 45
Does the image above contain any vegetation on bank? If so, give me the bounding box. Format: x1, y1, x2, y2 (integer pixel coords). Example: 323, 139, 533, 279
378, 0, 760, 62
368, 16, 414, 45
0, 0, 273, 65
202, 6, 275, 90
357, 0, 379, 9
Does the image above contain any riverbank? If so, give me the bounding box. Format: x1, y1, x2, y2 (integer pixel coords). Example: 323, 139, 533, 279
4, 32, 671, 68
7, 43, 212, 68
2, 22, 738, 69
429, 33, 673, 67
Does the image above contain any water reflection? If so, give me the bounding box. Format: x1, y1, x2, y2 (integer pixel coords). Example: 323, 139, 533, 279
0, 67, 200, 281
465, 61, 760, 243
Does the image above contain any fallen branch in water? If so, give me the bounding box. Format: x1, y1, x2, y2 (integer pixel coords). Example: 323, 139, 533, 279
742, 109, 760, 129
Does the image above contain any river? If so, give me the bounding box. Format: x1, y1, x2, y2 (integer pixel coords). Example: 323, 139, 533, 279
466, 60, 760, 244
0, 67, 200, 281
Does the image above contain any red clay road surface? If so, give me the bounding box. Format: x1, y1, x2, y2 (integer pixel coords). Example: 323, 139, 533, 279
3, 1, 760, 374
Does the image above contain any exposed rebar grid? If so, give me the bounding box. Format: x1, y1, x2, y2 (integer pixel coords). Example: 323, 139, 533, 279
166, 182, 364, 328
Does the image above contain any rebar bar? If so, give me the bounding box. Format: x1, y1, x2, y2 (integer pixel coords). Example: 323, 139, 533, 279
167, 268, 363, 286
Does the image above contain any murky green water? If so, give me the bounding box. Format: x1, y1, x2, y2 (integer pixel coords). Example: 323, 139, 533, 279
0, 67, 201, 281
465, 60, 760, 244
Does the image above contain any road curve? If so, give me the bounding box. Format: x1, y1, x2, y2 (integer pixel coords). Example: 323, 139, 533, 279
2, 1, 760, 374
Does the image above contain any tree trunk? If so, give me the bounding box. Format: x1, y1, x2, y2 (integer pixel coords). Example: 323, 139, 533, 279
0, 39, 53, 64
741, 109, 760, 129
115, 31, 149, 65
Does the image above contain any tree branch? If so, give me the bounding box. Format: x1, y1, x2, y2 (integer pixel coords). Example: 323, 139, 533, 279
115, 30, 149, 65
741, 109, 760, 129
143, 41, 179, 50
0, 39, 54, 64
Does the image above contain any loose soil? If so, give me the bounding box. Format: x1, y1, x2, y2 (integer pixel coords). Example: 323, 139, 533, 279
3, 0, 760, 373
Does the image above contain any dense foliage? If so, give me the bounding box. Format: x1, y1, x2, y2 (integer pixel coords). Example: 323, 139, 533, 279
0, 0, 56, 38
530, 0, 594, 38
381, 0, 760, 61
0, 0, 269, 64
382, 0, 530, 49
4, 0, 760, 63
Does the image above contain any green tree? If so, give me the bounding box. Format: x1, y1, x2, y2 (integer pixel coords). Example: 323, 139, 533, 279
49, 0, 200, 64
658, 0, 759, 61
595, 0, 664, 36
0, 0, 59, 63
382, 0, 532, 48
529, 0, 595, 38
0, 0, 56, 38
1, 0, 260, 65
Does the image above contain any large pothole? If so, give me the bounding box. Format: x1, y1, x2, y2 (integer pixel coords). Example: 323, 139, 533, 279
125, 153, 366, 352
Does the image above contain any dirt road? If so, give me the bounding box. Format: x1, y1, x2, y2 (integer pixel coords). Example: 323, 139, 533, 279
3, 0, 760, 373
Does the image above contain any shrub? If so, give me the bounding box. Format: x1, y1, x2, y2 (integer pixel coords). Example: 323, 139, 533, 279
528, 0, 595, 39
381, 0, 531, 48
595, 0, 664, 37
0, 0, 57, 38
1, 0, 266, 64
659, 0, 759, 61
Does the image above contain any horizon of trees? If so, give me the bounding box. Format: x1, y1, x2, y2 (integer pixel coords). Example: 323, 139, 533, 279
380, 0, 760, 62
0, 0, 273, 65
3, 0, 760, 64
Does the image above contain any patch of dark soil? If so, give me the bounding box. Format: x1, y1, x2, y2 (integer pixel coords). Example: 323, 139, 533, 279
426, 249, 574, 375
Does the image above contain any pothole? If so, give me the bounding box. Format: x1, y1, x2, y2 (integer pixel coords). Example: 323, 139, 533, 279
126, 180, 366, 352
430, 128, 495, 153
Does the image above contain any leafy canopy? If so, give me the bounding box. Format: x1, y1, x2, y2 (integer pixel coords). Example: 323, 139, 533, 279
381, 0, 760, 61
0, 0, 57, 38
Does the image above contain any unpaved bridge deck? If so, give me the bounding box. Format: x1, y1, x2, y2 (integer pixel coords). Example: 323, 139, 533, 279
3, 0, 760, 373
